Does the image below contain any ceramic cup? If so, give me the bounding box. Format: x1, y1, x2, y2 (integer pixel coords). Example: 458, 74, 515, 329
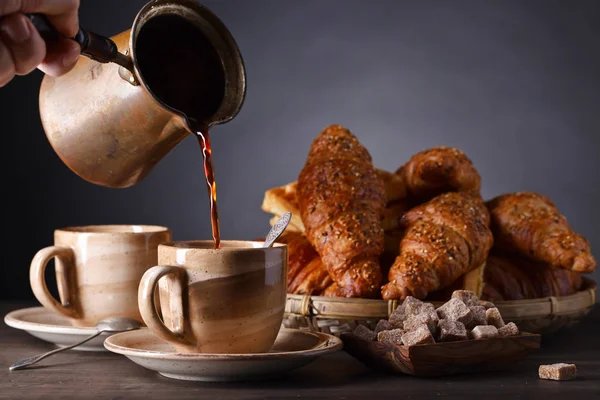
138, 240, 288, 354
30, 225, 171, 327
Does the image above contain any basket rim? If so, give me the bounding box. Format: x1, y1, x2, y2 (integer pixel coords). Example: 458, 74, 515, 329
285, 277, 597, 319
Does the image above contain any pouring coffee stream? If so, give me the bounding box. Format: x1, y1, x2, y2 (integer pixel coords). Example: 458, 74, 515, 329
135, 11, 227, 249
188, 118, 221, 249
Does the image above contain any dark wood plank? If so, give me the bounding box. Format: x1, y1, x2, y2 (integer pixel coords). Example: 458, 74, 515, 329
1, 301, 598, 399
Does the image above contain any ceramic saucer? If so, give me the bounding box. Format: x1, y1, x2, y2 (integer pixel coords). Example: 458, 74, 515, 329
4, 307, 110, 351
104, 327, 343, 381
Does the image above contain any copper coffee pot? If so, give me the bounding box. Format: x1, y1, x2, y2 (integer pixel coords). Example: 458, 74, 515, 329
37, 0, 246, 188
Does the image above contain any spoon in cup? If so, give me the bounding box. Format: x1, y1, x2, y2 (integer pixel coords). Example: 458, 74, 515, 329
9, 317, 142, 371
262, 212, 292, 248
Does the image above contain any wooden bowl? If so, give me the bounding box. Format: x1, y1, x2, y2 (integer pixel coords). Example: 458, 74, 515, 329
340, 332, 541, 378
284, 278, 596, 336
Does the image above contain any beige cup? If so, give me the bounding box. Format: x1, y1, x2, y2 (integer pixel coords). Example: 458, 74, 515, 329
30, 225, 171, 327
138, 240, 288, 354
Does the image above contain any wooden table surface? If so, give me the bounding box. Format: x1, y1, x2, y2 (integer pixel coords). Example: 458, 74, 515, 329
1, 301, 599, 400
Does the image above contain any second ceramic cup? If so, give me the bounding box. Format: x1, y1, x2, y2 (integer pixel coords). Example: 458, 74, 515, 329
138, 240, 288, 354
30, 225, 171, 327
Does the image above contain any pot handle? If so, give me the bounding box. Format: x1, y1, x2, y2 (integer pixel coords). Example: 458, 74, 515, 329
27, 13, 134, 73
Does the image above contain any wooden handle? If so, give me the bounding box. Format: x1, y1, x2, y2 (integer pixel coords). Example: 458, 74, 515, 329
29, 246, 79, 319
138, 266, 192, 347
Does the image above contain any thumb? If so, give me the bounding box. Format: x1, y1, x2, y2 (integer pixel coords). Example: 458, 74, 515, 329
38, 38, 80, 77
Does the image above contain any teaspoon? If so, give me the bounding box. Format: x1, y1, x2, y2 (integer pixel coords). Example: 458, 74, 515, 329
9, 317, 142, 371
263, 212, 292, 248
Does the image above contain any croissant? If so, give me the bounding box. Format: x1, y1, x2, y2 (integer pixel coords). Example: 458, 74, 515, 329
273, 231, 331, 295
297, 125, 386, 298
396, 146, 481, 203
481, 251, 584, 301
487, 192, 596, 273
382, 192, 493, 300
262, 182, 306, 233
375, 169, 408, 204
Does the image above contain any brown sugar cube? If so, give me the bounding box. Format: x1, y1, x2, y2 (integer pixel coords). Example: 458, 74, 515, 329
539, 363, 577, 381
404, 296, 427, 316
437, 319, 468, 342
374, 319, 391, 334
388, 303, 408, 328
353, 325, 376, 341
403, 311, 439, 335
478, 300, 496, 310
466, 306, 487, 330
377, 328, 404, 345
498, 322, 520, 337
485, 307, 506, 328
389, 296, 431, 328
401, 324, 435, 346
419, 303, 437, 316
451, 290, 479, 307
388, 309, 406, 329
436, 298, 473, 326
471, 325, 498, 339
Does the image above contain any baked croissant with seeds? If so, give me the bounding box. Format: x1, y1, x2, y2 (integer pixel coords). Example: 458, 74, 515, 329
396, 146, 481, 203
382, 192, 493, 300
297, 125, 386, 298
486, 192, 596, 273
481, 251, 584, 301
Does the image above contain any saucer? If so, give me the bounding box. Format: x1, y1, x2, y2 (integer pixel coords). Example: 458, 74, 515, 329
4, 307, 110, 351
104, 328, 343, 381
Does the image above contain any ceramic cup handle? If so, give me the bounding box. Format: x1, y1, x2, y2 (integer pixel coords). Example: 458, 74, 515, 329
30, 246, 79, 319
138, 266, 192, 348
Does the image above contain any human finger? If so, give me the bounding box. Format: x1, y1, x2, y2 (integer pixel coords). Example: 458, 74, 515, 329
0, 0, 80, 37
37, 36, 79, 76
0, 13, 46, 76
0, 39, 16, 87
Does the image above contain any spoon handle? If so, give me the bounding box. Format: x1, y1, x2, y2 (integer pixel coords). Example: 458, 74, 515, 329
9, 330, 104, 371
263, 212, 292, 248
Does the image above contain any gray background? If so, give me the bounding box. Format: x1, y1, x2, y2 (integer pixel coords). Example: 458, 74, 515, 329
1, 0, 598, 300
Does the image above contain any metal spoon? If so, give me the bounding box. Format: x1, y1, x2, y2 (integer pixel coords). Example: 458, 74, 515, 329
9, 317, 142, 371
263, 212, 292, 248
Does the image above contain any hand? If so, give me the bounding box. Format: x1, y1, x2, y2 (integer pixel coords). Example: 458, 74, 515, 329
0, 0, 80, 87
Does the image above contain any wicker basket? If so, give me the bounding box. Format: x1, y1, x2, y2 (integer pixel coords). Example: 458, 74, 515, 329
284, 277, 597, 336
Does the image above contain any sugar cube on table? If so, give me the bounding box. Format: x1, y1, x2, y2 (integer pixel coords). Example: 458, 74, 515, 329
471, 325, 498, 339
403, 310, 439, 335
401, 325, 435, 346
498, 322, 519, 337
451, 290, 479, 307
436, 298, 473, 326
377, 328, 404, 345
486, 307, 506, 328
353, 325, 376, 341
539, 363, 577, 381
437, 319, 468, 342
467, 305, 487, 330
374, 319, 391, 334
